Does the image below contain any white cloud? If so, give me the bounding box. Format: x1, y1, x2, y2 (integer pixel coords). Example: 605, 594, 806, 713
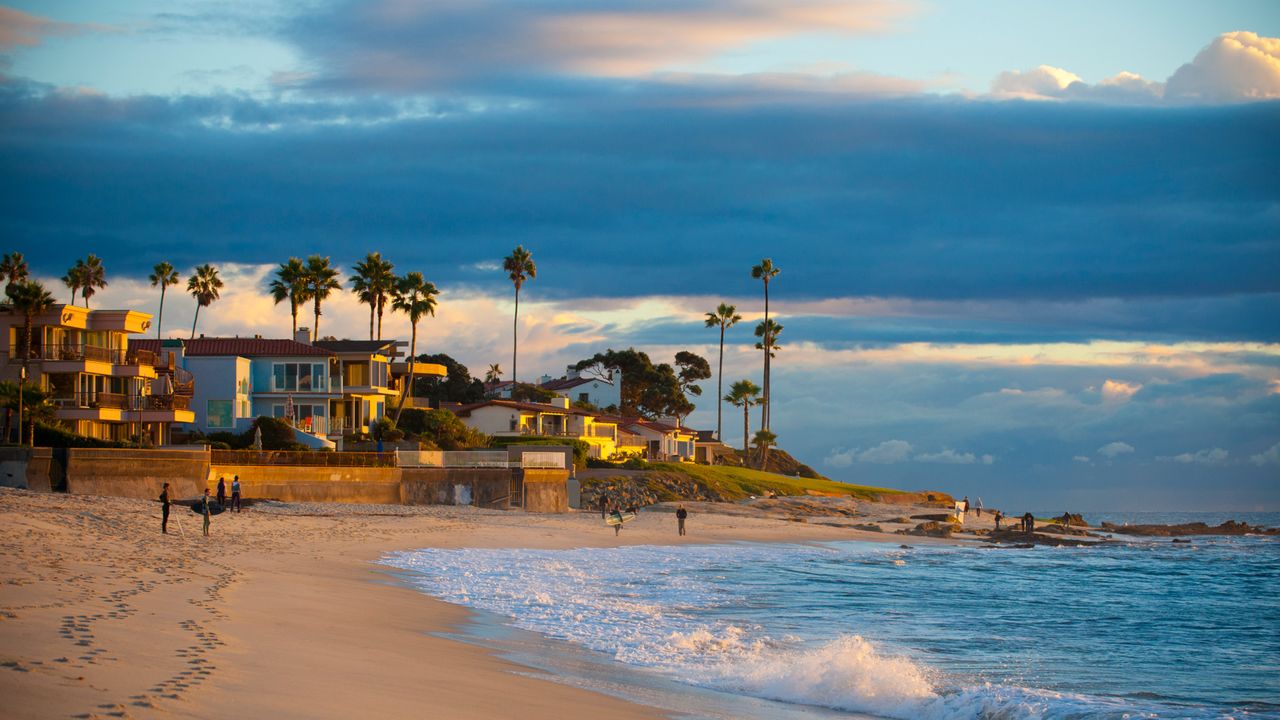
1101, 379, 1142, 403
824, 447, 856, 468
1098, 441, 1135, 459
857, 440, 913, 464
1073, 455, 1092, 464
990, 64, 1083, 99
1165, 31, 1280, 103
1251, 442, 1280, 466
915, 448, 977, 464
1157, 448, 1229, 465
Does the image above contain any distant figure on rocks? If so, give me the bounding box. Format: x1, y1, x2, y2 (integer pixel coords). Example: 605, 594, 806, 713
231, 476, 242, 513
1022, 512, 1035, 534
201, 489, 213, 537
962, 496, 970, 517
159, 482, 171, 534
676, 505, 688, 536
1060, 512, 1072, 527
976, 498, 983, 517
993, 510, 1003, 531
216, 477, 227, 508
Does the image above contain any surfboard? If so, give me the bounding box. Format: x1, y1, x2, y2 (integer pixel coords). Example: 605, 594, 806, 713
190, 500, 226, 516
605, 512, 636, 526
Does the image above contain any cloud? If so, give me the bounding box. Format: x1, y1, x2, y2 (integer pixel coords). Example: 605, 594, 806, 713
824, 447, 856, 468
1251, 442, 1280, 466
857, 440, 914, 464
1166, 31, 1280, 103
0, 7, 99, 52
1101, 379, 1142, 403
1157, 448, 1228, 465
990, 64, 1084, 99
915, 448, 994, 465
1097, 441, 1134, 459
1073, 455, 1092, 464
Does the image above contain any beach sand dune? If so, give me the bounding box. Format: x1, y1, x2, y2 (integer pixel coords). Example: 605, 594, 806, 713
0, 488, 928, 719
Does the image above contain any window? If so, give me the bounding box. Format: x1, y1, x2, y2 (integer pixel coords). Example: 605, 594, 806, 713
578, 392, 590, 403
272, 362, 326, 391
207, 400, 233, 429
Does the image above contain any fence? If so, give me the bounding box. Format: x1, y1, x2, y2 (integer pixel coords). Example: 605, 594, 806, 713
211, 450, 397, 467
395, 450, 512, 468
520, 452, 567, 469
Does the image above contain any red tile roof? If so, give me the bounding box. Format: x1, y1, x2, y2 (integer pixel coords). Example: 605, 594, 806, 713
131, 338, 333, 358
539, 376, 594, 391
450, 399, 595, 417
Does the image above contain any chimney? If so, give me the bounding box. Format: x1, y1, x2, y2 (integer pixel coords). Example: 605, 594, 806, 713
295, 327, 311, 345
552, 396, 570, 409
567, 365, 578, 378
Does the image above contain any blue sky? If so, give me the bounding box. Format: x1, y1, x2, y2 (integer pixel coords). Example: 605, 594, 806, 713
2, 1, 1278, 510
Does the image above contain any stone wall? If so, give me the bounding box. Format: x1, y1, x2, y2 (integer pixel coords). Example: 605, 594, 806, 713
0, 446, 52, 492
67, 448, 209, 500
208, 465, 402, 504
400, 468, 512, 509
522, 468, 570, 513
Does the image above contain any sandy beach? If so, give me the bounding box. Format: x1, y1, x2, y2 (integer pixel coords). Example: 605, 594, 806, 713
0, 489, 979, 720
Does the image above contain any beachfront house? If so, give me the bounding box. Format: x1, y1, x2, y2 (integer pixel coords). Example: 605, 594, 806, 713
0, 304, 195, 445
134, 331, 445, 449
537, 366, 622, 409
450, 398, 622, 459
605, 415, 698, 462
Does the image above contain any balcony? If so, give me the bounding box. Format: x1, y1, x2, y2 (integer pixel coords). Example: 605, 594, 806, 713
52, 391, 191, 414
10, 343, 155, 366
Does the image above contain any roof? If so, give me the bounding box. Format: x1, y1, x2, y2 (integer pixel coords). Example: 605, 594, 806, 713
539, 376, 595, 391
131, 338, 333, 358
450, 399, 596, 418
596, 414, 697, 436
313, 340, 398, 354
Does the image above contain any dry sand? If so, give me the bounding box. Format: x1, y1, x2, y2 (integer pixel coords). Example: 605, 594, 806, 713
0, 488, 974, 720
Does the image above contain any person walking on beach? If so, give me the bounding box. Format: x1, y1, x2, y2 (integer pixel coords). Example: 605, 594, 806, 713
599, 496, 608, 519
216, 476, 227, 508
201, 488, 213, 537
231, 476, 242, 512
610, 508, 624, 537
976, 498, 983, 517
676, 505, 688, 536
962, 496, 970, 517
159, 482, 171, 534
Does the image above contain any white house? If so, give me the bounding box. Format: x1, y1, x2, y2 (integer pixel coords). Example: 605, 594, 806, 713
538, 366, 622, 409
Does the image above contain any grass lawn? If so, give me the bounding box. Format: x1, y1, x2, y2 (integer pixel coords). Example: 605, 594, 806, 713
646, 462, 907, 502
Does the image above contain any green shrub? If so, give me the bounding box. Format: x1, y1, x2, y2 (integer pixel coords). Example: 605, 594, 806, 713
399, 408, 488, 450
207, 431, 242, 448
208, 440, 232, 450
622, 457, 648, 470
490, 436, 589, 468
33, 423, 128, 448
370, 417, 404, 442
238, 417, 300, 450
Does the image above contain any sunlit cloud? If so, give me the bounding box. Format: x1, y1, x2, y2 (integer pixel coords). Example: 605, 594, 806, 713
1157, 448, 1229, 465
1097, 441, 1135, 459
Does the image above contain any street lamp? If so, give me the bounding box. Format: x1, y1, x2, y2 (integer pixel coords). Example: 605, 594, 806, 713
17, 365, 25, 446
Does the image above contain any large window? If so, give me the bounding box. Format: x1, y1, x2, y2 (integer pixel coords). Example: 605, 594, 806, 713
207, 400, 233, 429
272, 362, 326, 391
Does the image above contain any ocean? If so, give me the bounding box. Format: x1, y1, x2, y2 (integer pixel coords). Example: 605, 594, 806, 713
380, 512, 1280, 720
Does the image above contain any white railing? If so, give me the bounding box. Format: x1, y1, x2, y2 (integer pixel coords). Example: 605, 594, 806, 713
521, 452, 566, 469
395, 450, 512, 468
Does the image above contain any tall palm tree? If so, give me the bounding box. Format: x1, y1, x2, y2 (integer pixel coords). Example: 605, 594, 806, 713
149, 261, 180, 339
725, 379, 761, 459
751, 259, 780, 429
704, 303, 742, 442
0, 252, 29, 297
187, 264, 223, 339
753, 429, 777, 472
62, 260, 85, 306
78, 254, 107, 308
502, 246, 536, 386
268, 258, 310, 335
303, 255, 342, 342
485, 364, 502, 384
391, 272, 439, 422
754, 318, 783, 432
350, 252, 396, 340
8, 280, 55, 376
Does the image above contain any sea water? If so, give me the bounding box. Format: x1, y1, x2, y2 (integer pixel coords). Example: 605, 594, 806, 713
381, 513, 1280, 720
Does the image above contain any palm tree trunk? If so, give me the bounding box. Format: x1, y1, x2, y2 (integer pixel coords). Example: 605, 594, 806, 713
157, 286, 166, 339
313, 295, 321, 341
190, 304, 200, 339
742, 404, 750, 456
512, 286, 520, 387
716, 325, 725, 441
289, 300, 298, 334
762, 282, 771, 431
394, 323, 417, 422
368, 303, 375, 341
376, 297, 385, 340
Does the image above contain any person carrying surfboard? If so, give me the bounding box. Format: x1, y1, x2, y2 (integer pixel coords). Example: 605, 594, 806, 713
610, 508, 624, 536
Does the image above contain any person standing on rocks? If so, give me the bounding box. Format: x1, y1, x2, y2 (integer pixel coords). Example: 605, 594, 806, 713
1022, 512, 1035, 534
993, 510, 1003, 531
962, 496, 970, 517
231, 476, 242, 513
159, 482, 171, 534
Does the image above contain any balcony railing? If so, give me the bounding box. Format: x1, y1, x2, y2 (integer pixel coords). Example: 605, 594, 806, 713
52, 392, 191, 412
211, 450, 398, 467
9, 343, 156, 367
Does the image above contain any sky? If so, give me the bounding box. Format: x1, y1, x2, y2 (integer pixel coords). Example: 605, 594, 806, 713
1, 0, 1278, 511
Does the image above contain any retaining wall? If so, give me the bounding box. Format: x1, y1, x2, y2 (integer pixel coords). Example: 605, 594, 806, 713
522, 468, 570, 513
209, 465, 402, 504
400, 468, 512, 508
66, 448, 209, 500
0, 446, 53, 492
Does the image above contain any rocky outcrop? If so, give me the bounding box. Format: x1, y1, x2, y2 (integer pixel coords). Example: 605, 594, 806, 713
580, 472, 723, 510
984, 529, 1101, 547
900, 520, 956, 538
1100, 520, 1280, 536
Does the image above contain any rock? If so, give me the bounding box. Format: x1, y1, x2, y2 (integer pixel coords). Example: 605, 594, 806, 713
889, 516, 911, 524
853, 523, 884, 533
1100, 520, 1280, 537
910, 513, 953, 522
904, 521, 954, 538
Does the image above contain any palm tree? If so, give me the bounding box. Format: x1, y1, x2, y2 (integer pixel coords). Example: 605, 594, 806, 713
62, 260, 85, 306
149, 261, 180, 339
79, 254, 107, 308
187, 264, 223, 339
704, 303, 742, 441
0, 252, 29, 297
751, 259, 780, 430
303, 255, 341, 341
268, 258, 310, 335
350, 252, 396, 341
724, 379, 761, 459
502, 246, 536, 385
485, 364, 502, 384
8, 280, 55, 375
391, 272, 439, 422
753, 429, 777, 472
754, 318, 783, 432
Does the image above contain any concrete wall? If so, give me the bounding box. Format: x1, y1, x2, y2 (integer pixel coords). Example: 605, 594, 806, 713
522, 468, 570, 513
400, 467, 512, 508
66, 448, 210, 500
209, 464, 401, 504
0, 446, 53, 492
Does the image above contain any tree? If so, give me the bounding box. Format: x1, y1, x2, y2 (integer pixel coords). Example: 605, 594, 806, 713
269, 258, 311, 335
391, 272, 439, 422
350, 252, 396, 340
485, 363, 502, 384
149, 261, 180, 339
725, 379, 761, 457
0, 252, 29, 297
573, 348, 696, 419
753, 429, 777, 472
753, 318, 783, 432
303, 255, 342, 341
751, 258, 780, 430
674, 350, 711, 421
8, 280, 55, 376
78, 254, 107, 308
397, 408, 489, 450
703, 303, 741, 440
502, 246, 536, 385
187, 264, 223, 339
62, 260, 85, 306
412, 353, 485, 404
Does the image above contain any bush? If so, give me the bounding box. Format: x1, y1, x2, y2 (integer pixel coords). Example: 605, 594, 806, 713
207, 431, 242, 448
586, 457, 620, 469
208, 440, 232, 450
490, 436, 590, 468
399, 408, 488, 450
238, 417, 301, 450
370, 417, 404, 442
33, 423, 128, 448
622, 457, 648, 470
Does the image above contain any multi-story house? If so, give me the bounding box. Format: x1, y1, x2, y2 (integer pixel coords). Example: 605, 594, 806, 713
535, 366, 622, 409
0, 304, 195, 445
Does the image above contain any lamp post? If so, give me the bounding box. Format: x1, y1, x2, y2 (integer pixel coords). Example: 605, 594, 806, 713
17, 365, 25, 446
